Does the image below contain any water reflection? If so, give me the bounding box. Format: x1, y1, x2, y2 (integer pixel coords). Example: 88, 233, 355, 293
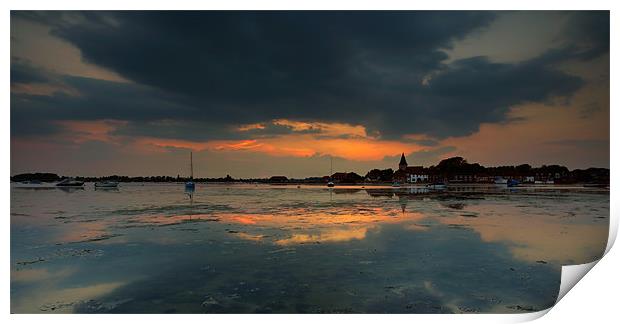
10, 184, 609, 313
56, 186, 85, 193
94, 187, 119, 192
185, 186, 195, 200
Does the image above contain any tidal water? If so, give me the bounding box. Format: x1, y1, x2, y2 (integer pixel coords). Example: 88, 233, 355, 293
10, 183, 609, 314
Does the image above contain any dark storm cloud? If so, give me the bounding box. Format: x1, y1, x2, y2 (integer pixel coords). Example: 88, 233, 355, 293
10, 71, 232, 140
530, 11, 609, 65
11, 58, 56, 84
563, 11, 610, 60
11, 11, 608, 141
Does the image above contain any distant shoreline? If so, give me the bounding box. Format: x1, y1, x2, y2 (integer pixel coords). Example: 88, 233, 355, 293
10, 180, 609, 187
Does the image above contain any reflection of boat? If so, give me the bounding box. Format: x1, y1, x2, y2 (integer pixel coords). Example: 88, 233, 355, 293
56, 178, 84, 187
507, 179, 519, 187
185, 151, 195, 191
21, 180, 42, 185
426, 182, 446, 190
327, 156, 335, 187
13, 181, 55, 189
408, 187, 430, 194
95, 181, 119, 188
185, 185, 195, 202
57, 186, 85, 193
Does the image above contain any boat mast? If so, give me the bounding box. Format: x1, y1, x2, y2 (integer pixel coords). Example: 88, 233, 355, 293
330, 156, 333, 177
190, 151, 194, 180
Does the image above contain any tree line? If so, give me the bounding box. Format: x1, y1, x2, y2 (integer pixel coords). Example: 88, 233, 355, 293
11, 156, 609, 184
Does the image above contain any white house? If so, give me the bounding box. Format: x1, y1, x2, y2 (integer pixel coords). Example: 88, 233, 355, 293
409, 173, 429, 183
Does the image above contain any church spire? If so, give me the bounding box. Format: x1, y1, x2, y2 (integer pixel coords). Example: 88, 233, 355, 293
399, 153, 408, 171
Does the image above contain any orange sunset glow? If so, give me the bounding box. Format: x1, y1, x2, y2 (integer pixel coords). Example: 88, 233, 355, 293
10, 11, 608, 179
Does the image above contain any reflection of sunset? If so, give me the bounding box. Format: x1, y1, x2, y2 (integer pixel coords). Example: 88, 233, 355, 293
216, 209, 427, 245
438, 204, 607, 264
275, 227, 368, 245
230, 215, 258, 225
58, 221, 112, 244
12, 281, 125, 313
233, 232, 267, 242
11, 267, 75, 283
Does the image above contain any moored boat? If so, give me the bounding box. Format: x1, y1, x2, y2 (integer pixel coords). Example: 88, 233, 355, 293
326, 156, 335, 188
95, 181, 119, 188
494, 177, 508, 184
185, 152, 196, 191
56, 178, 84, 187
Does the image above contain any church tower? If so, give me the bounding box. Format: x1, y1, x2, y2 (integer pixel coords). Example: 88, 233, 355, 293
399, 153, 408, 171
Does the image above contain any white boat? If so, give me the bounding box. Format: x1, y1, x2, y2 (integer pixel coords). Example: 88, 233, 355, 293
494, 177, 508, 184
56, 178, 85, 187
185, 152, 195, 191
95, 181, 119, 188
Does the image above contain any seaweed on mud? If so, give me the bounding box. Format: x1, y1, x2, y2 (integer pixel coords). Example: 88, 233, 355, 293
16, 257, 45, 266
15, 249, 103, 270
506, 304, 540, 312
446, 203, 466, 210
446, 224, 471, 230
39, 301, 74, 312
119, 217, 220, 229
68, 234, 123, 244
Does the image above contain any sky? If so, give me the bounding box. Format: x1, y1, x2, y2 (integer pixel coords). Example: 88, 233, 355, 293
10, 11, 609, 178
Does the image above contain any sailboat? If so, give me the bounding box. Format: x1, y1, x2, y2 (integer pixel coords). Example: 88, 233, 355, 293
185, 151, 195, 191
327, 156, 335, 187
